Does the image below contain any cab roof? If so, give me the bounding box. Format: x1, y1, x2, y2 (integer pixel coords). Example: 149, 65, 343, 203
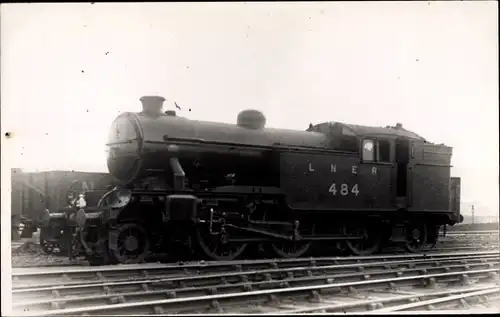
313, 121, 427, 142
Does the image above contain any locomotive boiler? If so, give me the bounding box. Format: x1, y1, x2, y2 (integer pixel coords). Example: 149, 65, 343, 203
74, 96, 463, 265
106, 96, 329, 188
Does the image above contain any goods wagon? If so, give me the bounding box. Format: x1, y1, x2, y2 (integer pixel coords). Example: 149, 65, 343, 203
10, 169, 116, 243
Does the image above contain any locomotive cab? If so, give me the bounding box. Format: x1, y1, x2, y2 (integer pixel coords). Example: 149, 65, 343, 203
359, 136, 409, 209
306, 121, 417, 209
307, 122, 458, 218
351, 123, 457, 220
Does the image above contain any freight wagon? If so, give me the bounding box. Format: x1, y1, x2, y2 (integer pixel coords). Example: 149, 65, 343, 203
10, 169, 115, 241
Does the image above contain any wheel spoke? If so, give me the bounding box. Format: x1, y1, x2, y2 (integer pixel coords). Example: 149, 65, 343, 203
196, 226, 247, 261
345, 224, 381, 256
108, 223, 149, 264
270, 224, 314, 259
405, 223, 428, 253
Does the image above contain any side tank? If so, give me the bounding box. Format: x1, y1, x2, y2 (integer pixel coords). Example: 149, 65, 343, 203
106, 96, 329, 185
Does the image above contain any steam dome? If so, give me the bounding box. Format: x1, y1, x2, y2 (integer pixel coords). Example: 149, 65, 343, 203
237, 109, 266, 130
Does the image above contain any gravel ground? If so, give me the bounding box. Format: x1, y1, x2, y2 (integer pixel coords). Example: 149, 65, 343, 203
448, 223, 499, 232
11, 233, 90, 268
11, 243, 90, 267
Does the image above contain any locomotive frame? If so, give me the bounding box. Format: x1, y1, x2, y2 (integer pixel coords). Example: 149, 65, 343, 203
51, 96, 463, 265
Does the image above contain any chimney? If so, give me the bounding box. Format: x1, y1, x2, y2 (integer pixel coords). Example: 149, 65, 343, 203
140, 96, 166, 117
395, 123, 403, 129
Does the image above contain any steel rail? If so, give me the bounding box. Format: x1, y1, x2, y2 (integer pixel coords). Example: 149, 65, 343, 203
370, 308, 500, 314
12, 249, 500, 278
10, 247, 499, 271
12, 253, 500, 292
12, 255, 498, 294
12, 256, 500, 314
274, 285, 500, 314
370, 287, 499, 313
384, 245, 498, 254
439, 239, 499, 245
14, 267, 499, 316
10, 235, 496, 254
11, 241, 498, 269
12, 251, 500, 290
446, 230, 498, 235
441, 235, 498, 241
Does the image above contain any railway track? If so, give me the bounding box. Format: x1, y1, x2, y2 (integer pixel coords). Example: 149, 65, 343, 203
11, 240, 499, 268
274, 285, 500, 314
444, 232, 499, 240
12, 242, 498, 268
12, 251, 500, 315
445, 230, 498, 235
372, 308, 500, 315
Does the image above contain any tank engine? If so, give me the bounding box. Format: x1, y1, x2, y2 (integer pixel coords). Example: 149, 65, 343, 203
74, 96, 463, 265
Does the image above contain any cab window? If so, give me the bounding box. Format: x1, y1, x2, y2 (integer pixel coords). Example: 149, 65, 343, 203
377, 140, 391, 162
362, 139, 375, 161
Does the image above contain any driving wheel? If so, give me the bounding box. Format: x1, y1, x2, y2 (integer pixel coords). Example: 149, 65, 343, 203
404, 223, 428, 253
345, 224, 382, 256
195, 226, 248, 261
108, 223, 150, 264
270, 223, 315, 259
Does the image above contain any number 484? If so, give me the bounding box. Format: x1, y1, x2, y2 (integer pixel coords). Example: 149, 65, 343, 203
329, 183, 359, 196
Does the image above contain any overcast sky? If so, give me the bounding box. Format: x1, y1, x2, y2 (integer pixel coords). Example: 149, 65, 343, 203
1, 2, 498, 216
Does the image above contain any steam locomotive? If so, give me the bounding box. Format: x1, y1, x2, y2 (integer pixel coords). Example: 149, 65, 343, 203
51, 96, 462, 265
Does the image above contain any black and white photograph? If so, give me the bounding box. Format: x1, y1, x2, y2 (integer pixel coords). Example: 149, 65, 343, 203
1, 1, 499, 315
